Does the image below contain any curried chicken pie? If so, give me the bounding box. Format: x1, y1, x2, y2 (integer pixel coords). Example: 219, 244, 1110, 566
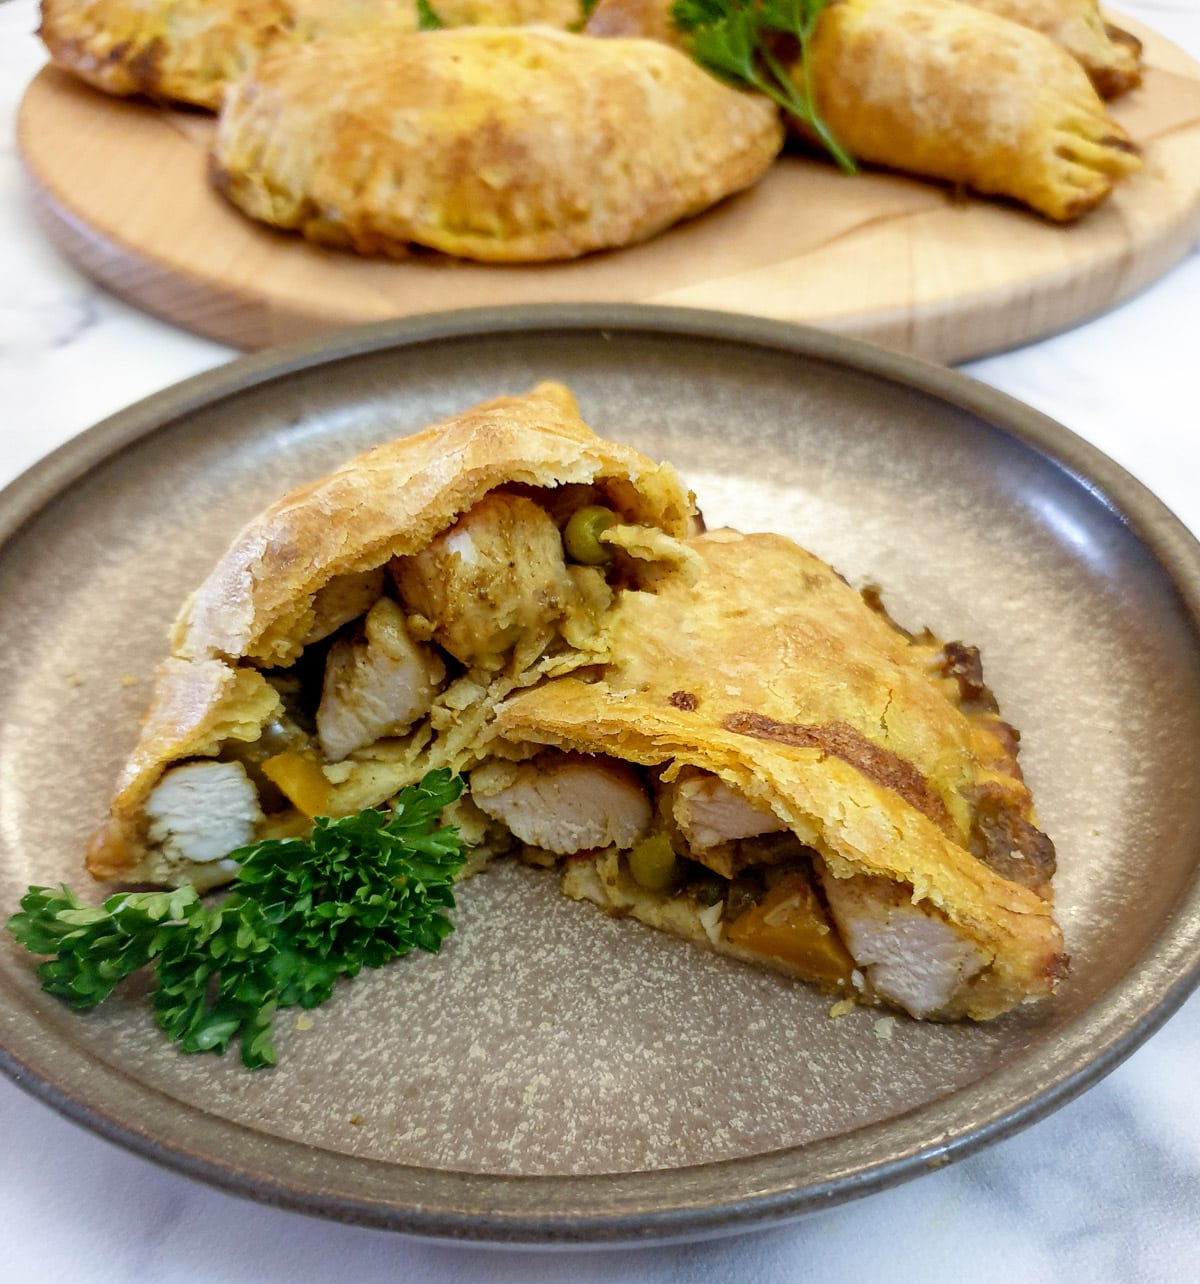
954, 0, 1143, 99
87, 386, 1066, 1021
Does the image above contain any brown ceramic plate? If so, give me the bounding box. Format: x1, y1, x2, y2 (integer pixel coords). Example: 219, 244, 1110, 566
2, 307, 1200, 1245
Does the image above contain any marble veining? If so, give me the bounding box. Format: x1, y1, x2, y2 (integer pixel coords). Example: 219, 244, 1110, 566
1, 0, 1199, 1278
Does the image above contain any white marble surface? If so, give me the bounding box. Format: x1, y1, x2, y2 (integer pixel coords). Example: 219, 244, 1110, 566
2, 1, 1200, 1278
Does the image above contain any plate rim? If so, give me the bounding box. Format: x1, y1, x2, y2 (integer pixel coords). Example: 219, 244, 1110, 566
3, 303, 1200, 1244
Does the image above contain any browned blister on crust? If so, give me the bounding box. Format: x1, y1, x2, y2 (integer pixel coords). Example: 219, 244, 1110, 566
210, 28, 784, 262
802, 0, 1140, 221
493, 530, 1067, 1020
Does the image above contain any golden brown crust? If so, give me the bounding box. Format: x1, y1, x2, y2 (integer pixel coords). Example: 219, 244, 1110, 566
175, 382, 693, 664
287, 0, 583, 38
85, 658, 282, 881
210, 28, 784, 262
493, 530, 1066, 1018
583, 0, 685, 48
38, 0, 586, 109
955, 0, 1142, 98
39, 0, 292, 110
804, 0, 1140, 222
87, 383, 694, 882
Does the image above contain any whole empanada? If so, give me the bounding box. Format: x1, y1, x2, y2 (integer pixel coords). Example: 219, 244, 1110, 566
801, 0, 1141, 221
210, 28, 784, 261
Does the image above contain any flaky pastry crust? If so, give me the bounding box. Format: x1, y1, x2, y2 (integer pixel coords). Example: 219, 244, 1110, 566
210, 28, 784, 261
956, 0, 1142, 98
493, 530, 1067, 1019
86, 383, 694, 882
802, 0, 1140, 222
39, 0, 585, 109
39, 0, 290, 109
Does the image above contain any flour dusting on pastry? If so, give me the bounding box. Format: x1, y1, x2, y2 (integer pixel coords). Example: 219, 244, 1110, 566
210, 28, 784, 262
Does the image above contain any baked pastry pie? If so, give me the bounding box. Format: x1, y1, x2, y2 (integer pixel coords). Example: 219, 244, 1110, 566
210, 27, 784, 261
485, 529, 1067, 1020
85, 383, 696, 887
38, 0, 585, 110
86, 385, 1066, 1021
956, 0, 1142, 98
800, 0, 1141, 222
39, 0, 291, 110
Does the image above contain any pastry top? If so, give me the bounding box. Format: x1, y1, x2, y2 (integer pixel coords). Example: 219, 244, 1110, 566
587, 0, 1144, 99
39, 0, 291, 109
493, 529, 1066, 1018
955, 0, 1142, 98
288, 0, 583, 37
38, 0, 586, 109
175, 382, 693, 666
85, 383, 695, 883
804, 0, 1139, 222
210, 27, 784, 261
584, 0, 685, 48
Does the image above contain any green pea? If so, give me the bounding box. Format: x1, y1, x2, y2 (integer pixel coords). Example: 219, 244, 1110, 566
563, 505, 618, 566
628, 832, 678, 892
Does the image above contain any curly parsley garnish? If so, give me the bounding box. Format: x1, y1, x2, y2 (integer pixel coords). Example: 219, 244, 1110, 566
671, 0, 855, 173
7, 770, 468, 1069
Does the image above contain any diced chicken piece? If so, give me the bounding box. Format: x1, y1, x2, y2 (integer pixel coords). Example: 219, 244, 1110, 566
316, 597, 445, 761
472, 752, 652, 855
818, 872, 988, 1018
664, 768, 788, 852
144, 760, 264, 864
301, 568, 385, 645
392, 493, 578, 671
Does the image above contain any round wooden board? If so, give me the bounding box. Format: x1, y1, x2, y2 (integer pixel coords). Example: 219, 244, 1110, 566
17, 17, 1200, 360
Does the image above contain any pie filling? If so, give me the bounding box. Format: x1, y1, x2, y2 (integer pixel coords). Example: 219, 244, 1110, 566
137, 482, 694, 886
469, 748, 992, 1020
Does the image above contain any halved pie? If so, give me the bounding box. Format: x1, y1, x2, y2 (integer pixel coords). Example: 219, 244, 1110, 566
85, 382, 696, 887
484, 529, 1067, 1020
86, 385, 1066, 1022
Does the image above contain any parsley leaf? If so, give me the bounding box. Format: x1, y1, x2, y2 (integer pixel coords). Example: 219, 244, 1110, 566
670, 0, 855, 174
7, 769, 468, 1069
416, 0, 445, 30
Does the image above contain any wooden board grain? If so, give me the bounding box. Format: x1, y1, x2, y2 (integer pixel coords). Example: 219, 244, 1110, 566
17, 17, 1200, 360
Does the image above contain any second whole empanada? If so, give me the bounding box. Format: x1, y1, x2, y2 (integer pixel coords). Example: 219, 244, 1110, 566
800, 0, 1141, 222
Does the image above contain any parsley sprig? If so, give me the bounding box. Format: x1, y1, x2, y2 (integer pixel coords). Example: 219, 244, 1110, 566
671, 0, 855, 174
7, 770, 468, 1069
